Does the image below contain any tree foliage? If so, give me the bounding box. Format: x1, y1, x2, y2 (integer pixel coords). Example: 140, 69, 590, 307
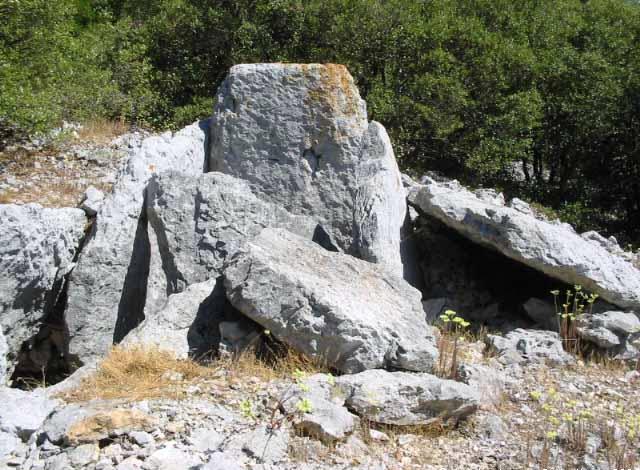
2, 0, 640, 244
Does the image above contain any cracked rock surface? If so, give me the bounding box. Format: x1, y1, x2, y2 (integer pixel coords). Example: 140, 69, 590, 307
223, 227, 439, 374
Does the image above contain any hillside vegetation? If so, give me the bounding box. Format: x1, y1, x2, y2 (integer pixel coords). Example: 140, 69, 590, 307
2, 0, 640, 244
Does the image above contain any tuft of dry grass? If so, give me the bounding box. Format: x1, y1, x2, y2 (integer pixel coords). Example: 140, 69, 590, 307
62, 342, 327, 403
76, 118, 128, 144
222, 343, 328, 383
62, 344, 217, 402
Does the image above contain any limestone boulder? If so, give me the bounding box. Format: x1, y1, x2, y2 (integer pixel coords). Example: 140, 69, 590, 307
0, 204, 86, 384
123, 280, 220, 359
209, 63, 406, 276
223, 228, 439, 373
65, 121, 209, 364
142, 171, 318, 315
577, 311, 640, 356
281, 373, 358, 444
409, 177, 640, 310
485, 329, 574, 366
336, 369, 480, 425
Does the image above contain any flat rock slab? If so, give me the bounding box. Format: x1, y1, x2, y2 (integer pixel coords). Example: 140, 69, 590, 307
409, 177, 640, 310
210, 63, 406, 276
0, 204, 86, 383
42, 403, 157, 445
336, 369, 480, 426
223, 228, 438, 373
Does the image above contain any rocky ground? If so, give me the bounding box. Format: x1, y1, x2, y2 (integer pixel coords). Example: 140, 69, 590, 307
0, 122, 146, 208
1, 337, 638, 470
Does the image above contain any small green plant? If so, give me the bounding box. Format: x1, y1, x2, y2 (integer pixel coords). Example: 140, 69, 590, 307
551, 286, 598, 354
437, 309, 471, 379
240, 398, 255, 420
601, 411, 640, 469
239, 369, 317, 432
296, 398, 313, 414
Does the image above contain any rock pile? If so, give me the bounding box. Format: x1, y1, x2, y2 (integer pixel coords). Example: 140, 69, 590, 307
1, 63, 640, 469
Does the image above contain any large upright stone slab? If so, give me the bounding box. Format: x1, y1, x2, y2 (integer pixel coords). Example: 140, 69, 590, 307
209, 63, 405, 276
223, 228, 439, 373
0, 204, 86, 384
65, 122, 208, 364
410, 177, 640, 310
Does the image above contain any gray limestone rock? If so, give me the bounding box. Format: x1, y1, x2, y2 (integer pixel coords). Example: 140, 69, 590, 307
223, 228, 439, 373
589, 311, 640, 335
80, 186, 105, 217
65, 121, 209, 364
0, 387, 59, 439
147, 444, 201, 469
0, 431, 24, 459
409, 177, 640, 310
486, 329, 574, 366
239, 426, 289, 463
123, 280, 219, 359
189, 428, 223, 453
67, 443, 99, 467
282, 373, 358, 444
576, 310, 640, 352
0, 204, 86, 384
209, 63, 406, 275
577, 326, 621, 348
336, 369, 480, 425
457, 363, 508, 406
142, 171, 317, 316
203, 452, 245, 470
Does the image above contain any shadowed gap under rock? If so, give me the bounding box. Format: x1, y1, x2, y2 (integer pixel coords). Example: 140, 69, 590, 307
114, 205, 151, 344
412, 212, 573, 331
10, 222, 93, 388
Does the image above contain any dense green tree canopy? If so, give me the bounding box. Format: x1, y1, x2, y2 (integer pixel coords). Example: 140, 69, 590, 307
2, 0, 640, 244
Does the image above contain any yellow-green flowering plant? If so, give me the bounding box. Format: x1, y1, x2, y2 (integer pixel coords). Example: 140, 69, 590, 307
437, 309, 471, 380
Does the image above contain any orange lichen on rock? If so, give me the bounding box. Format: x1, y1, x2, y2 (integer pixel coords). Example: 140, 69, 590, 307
302, 63, 361, 117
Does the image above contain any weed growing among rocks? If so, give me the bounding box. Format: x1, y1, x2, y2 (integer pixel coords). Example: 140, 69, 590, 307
437, 309, 470, 379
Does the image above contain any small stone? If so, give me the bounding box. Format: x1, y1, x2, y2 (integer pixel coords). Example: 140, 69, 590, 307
67, 443, 99, 467
240, 426, 289, 463
116, 456, 143, 469
129, 431, 154, 447
161, 371, 183, 382
397, 435, 415, 446
202, 452, 245, 470
368, 430, 390, 442
475, 414, 507, 441
44, 453, 70, 470
624, 370, 640, 383
147, 444, 201, 470
95, 458, 116, 470
189, 428, 223, 453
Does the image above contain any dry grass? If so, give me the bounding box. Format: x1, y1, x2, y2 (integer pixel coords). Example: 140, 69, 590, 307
62, 342, 327, 403
62, 344, 217, 402
76, 118, 128, 144
223, 343, 328, 383
0, 144, 115, 207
